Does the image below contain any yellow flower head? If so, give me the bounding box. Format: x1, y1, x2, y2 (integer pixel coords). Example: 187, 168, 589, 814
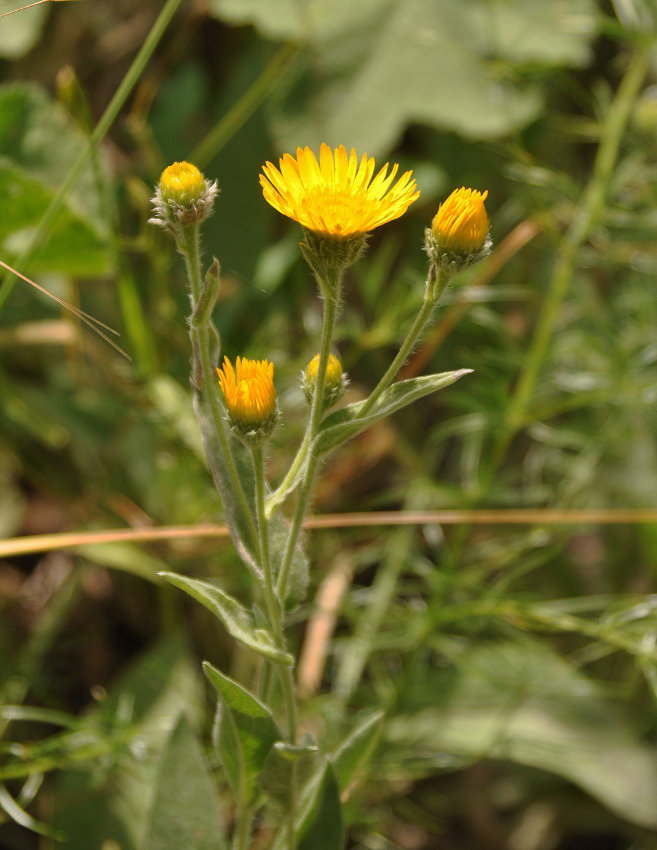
260, 144, 420, 239
302, 353, 347, 408
306, 353, 343, 385
217, 356, 278, 439
151, 161, 218, 230
431, 187, 489, 254
159, 161, 206, 206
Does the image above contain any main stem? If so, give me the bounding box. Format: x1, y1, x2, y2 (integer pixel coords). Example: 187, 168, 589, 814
251, 448, 298, 850
252, 446, 298, 741
181, 226, 258, 547
276, 278, 340, 599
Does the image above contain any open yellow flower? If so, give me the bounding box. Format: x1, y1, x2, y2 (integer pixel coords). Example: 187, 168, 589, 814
431, 187, 489, 254
260, 144, 420, 239
217, 356, 278, 438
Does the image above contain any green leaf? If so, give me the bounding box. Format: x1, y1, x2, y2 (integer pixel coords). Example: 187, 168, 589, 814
160, 572, 294, 665
267, 371, 471, 512
258, 736, 318, 811
54, 636, 204, 850
78, 542, 167, 584
144, 715, 227, 850
332, 711, 384, 791
203, 662, 280, 803
210, 0, 597, 150
0, 84, 114, 275
296, 758, 344, 850
386, 640, 657, 829
316, 371, 472, 456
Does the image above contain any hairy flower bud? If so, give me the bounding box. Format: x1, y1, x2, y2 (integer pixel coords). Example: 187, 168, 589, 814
425, 187, 491, 272
302, 353, 347, 409
150, 161, 218, 231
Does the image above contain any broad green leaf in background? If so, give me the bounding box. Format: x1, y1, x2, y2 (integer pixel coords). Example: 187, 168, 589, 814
203, 662, 280, 803
386, 640, 657, 829
210, 0, 597, 152
0, 1, 48, 59
54, 636, 204, 850
160, 572, 294, 665
144, 714, 227, 850
331, 710, 384, 792
0, 84, 114, 275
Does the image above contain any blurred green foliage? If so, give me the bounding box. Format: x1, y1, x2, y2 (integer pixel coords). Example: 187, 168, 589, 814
1, 0, 657, 848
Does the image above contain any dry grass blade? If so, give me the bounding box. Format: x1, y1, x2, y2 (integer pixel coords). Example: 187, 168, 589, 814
0, 259, 130, 359
2, 510, 657, 559
0, 0, 79, 20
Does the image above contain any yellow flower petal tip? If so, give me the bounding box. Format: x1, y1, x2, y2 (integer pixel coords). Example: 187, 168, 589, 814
217, 356, 278, 441
259, 144, 421, 239
431, 187, 490, 254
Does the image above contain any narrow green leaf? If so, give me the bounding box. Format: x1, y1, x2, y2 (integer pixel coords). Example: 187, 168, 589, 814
271, 371, 472, 510
332, 711, 384, 791
386, 640, 657, 829
160, 573, 294, 665
316, 371, 472, 456
296, 758, 344, 850
203, 662, 280, 802
144, 715, 227, 850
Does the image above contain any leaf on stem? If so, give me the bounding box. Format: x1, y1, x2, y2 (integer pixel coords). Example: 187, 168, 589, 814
270, 370, 472, 506
258, 736, 318, 811
296, 758, 344, 850
159, 572, 294, 665
317, 370, 472, 455
203, 663, 281, 804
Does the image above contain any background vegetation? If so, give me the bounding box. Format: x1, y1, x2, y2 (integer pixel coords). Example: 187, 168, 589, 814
1, 0, 657, 847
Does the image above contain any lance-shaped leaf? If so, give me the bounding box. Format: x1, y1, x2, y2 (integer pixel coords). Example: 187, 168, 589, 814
143, 714, 227, 850
317, 370, 472, 455
159, 572, 293, 665
203, 663, 280, 804
332, 710, 384, 791
269, 370, 471, 510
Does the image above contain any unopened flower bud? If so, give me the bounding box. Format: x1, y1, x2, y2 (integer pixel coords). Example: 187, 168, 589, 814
425, 187, 491, 272
150, 161, 218, 231
217, 356, 279, 444
302, 353, 347, 409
